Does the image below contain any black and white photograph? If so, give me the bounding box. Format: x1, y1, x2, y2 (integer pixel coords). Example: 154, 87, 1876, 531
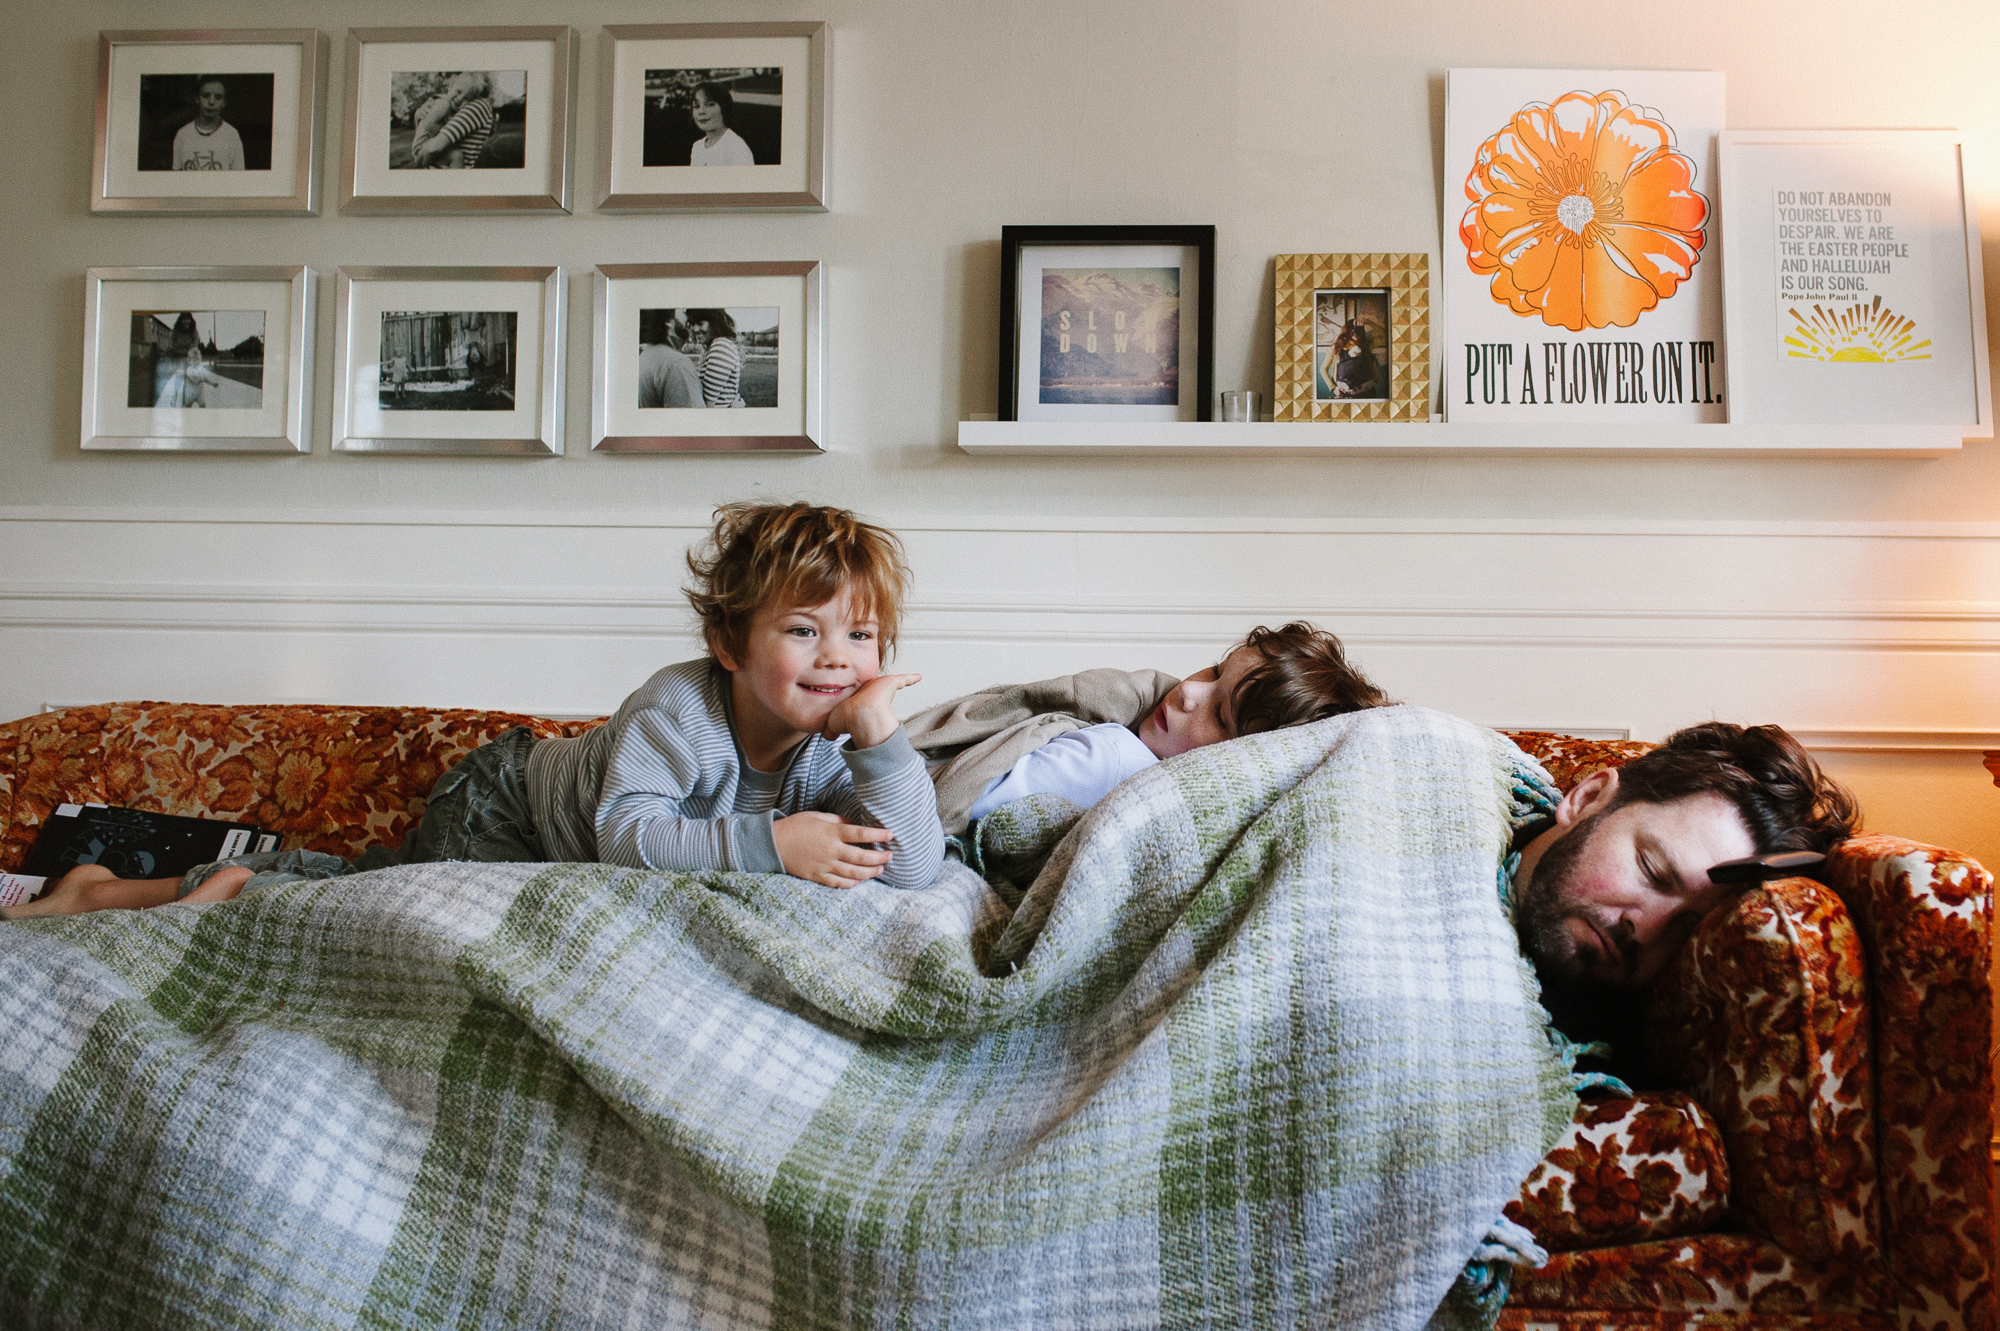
378, 311, 517, 410
642, 68, 781, 167
93, 30, 325, 215
137, 73, 274, 171
388, 70, 527, 170
1313, 288, 1391, 402
128, 311, 265, 409
637, 307, 778, 408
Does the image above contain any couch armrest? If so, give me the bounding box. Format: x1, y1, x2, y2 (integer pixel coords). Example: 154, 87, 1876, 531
1823, 835, 1995, 1330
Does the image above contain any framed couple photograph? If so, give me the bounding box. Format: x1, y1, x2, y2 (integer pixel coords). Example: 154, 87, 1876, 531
998, 225, 1215, 422
91, 29, 327, 216
1718, 128, 1992, 437
341, 26, 576, 214
1272, 253, 1431, 422
81, 266, 315, 452
331, 266, 566, 455
597, 22, 829, 212
591, 261, 824, 452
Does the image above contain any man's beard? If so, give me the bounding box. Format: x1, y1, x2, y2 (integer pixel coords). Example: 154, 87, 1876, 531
1513, 812, 1637, 997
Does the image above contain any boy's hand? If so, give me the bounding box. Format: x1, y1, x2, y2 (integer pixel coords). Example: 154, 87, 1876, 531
824, 672, 920, 749
773, 812, 893, 889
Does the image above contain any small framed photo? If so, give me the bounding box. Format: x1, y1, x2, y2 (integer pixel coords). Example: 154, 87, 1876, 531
91, 29, 326, 216
592, 261, 824, 453
1719, 129, 1992, 437
331, 266, 566, 455
597, 23, 829, 213
340, 26, 575, 215
1273, 253, 1432, 422
999, 225, 1215, 422
82, 266, 314, 452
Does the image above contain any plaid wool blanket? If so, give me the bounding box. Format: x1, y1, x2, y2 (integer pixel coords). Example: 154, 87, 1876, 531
0, 705, 1574, 1330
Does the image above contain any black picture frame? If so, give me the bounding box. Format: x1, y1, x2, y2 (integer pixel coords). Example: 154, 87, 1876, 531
998, 224, 1216, 422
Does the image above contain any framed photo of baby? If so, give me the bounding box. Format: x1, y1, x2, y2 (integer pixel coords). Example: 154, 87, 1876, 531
81, 266, 315, 451
92, 29, 326, 215
341, 27, 575, 215
1273, 254, 1432, 422
599, 23, 828, 213
591, 262, 823, 453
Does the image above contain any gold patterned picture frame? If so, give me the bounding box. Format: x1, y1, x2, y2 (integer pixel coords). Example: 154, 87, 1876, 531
1273, 253, 1430, 422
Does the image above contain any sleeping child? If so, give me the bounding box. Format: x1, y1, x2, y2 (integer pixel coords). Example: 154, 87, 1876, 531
904, 621, 1391, 833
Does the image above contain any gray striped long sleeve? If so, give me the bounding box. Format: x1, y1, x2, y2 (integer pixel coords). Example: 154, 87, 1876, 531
525, 657, 946, 890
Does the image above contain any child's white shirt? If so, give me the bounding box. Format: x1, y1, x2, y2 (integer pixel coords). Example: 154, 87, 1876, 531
966, 722, 1159, 823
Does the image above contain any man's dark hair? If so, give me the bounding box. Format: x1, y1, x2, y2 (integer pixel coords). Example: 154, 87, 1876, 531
1607, 721, 1859, 854
1228, 621, 1391, 735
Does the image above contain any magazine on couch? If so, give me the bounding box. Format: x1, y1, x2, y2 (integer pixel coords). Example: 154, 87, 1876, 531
3, 803, 278, 905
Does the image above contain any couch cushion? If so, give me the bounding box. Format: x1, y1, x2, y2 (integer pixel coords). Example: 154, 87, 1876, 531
1643, 877, 1886, 1305
1500, 731, 1652, 793
1503, 1231, 1895, 1321
1506, 1092, 1730, 1252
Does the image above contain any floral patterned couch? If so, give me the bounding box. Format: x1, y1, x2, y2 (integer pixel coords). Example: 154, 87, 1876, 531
0, 706, 1990, 1330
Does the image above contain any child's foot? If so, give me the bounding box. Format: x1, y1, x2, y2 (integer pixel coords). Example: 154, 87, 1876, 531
8, 863, 122, 916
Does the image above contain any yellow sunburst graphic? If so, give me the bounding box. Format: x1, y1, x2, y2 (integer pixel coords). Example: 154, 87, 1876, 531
1783, 297, 1931, 362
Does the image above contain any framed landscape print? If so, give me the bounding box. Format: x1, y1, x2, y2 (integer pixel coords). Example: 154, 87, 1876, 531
1719, 128, 1991, 438
597, 23, 829, 212
340, 27, 575, 214
92, 29, 326, 216
998, 225, 1215, 422
1273, 253, 1431, 421
591, 261, 824, 452
331, 266, 566, 455
81, 266, 314, 452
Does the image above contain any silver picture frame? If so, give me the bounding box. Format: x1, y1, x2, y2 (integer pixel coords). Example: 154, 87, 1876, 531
91, 29, 326, 216
340, 26, 575, 215
82, 266, 315, 452
332, 266, 566, 455
597, 22, 829, 213
592, 261, 824, 453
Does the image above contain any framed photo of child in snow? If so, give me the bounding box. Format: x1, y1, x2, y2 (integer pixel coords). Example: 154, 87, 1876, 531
92, 29, 327, 216
331, 266, 566, 455
999, 225, 1216, 423
1272, 253, 1431, 422
597, 23, 829, 213
591, 261, 824, 453
340, 26, 575, 215
81, 266, 315, 452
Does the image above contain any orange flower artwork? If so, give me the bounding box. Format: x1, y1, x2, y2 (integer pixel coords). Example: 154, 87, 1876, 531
1461, 90, 1709, 331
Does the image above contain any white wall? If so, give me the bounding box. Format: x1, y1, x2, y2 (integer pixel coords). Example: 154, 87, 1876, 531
3, 0, 1999, 868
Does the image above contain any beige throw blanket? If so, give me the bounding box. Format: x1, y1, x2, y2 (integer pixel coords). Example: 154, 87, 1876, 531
902, 667, 1179, 831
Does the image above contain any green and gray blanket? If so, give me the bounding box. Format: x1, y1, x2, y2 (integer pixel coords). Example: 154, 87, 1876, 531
0, 705, 1573, 1330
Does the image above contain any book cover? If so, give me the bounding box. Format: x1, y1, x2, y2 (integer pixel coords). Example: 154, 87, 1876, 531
20, 803, 278, 888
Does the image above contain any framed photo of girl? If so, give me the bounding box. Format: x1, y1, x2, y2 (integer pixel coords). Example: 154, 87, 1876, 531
591, 261, 824, 452
91, 29, 326, 216
331, 266, 566, 455
1271, 253, 1432, 422
597, 23, 829, 213
998, 225, 1215, 422
340, 27, 575, 215
81, 266, 315, 451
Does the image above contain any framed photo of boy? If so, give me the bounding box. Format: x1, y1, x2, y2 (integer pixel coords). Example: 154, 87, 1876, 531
998, 225, 1215, 422
592, 261, 824, 453
340, 27, 575, 215
331, 266, 566, 455
81, 266, 314, 452
1272, 253, 1432, 422
1718, 128, 1992, 438
597, 23, 829, 213
92, 29, 326, 216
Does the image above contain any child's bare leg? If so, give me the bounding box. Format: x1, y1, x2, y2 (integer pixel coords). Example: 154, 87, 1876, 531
8, 862, 253, 917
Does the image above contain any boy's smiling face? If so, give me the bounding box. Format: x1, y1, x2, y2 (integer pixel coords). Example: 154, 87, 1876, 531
715, 589, 882, 767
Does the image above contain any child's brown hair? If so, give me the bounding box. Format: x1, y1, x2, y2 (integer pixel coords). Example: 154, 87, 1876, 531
684, 501, 911, 661
1228, 621, 1391, 735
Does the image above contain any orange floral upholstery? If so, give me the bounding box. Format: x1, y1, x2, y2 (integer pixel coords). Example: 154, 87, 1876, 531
0, 711, 1988, 1331
1505, 1093, 1731, 1253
